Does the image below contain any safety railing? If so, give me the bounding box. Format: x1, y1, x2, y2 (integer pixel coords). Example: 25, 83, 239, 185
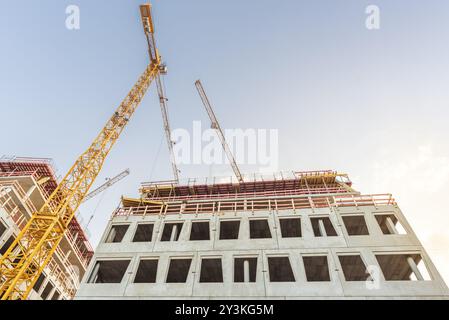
47, 253, 78, 298
114, 193, 396, 217
0, 169, 40, 180
332, 194, 396, 208
64, 226, 93, 268
143, 184, 352, 202
0, 181, 38, 219
141, 169, 342, 188
0, 170, 54, 204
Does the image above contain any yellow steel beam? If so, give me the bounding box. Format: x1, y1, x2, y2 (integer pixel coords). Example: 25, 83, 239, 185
121, 196, 165, 207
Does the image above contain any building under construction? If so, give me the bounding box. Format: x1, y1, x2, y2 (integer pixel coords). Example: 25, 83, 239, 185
76, 170, 449, 299
1, 3, 448, 300
0, 157, 93, 300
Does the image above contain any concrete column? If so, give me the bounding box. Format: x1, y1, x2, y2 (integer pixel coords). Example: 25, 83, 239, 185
385, 216, 397, 235
24, 185, 37, 201
170, 225, 178, 241
407, 257, 424, 281
243, 260, 250, 282
63, 250, 72, 264
318, 219, 327, 237
107, 228, 116, 243
89, 262, 100, 283
72, 232, 79, 244
46, 286, 57, 301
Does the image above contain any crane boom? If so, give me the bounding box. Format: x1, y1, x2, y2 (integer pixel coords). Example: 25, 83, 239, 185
0, 3, 162, 300
82, 169, 130, 203
195, 80, 244, 183
140, 4, 179, 183
155, 75, 179, 183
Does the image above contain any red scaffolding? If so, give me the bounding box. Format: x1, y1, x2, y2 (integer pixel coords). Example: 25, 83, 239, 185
140, 170, 354, 201
0, 156, 93, 263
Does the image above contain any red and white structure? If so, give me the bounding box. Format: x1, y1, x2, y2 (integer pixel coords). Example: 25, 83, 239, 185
0, 156, 93, 300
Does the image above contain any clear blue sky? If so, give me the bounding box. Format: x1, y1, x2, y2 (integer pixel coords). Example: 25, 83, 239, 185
1, 1, 449, 282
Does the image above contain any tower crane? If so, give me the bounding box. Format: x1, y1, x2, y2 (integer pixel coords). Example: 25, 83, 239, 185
141, 6, 179, 183
82, 168, 130, 203
0, 3, 163, 300
155, 76, 180, 183
195, 80, 244, 183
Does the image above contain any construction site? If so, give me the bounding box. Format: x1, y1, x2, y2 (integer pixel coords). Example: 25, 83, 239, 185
0, 157, 93, 299
1, 2, 449, 300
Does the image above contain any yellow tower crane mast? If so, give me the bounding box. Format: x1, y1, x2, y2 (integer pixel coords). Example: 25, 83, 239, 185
0, 3, 161, 300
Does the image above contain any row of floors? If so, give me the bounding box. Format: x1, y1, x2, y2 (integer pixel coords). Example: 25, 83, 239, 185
77, 246, 449, 298
101, 208, 409, 247
78, 205, 448, 298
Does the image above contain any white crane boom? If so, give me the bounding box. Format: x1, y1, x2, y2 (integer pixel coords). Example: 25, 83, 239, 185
195, 80, 244, 183
82, 169, 130, 202
155, 74, 180, 183
141, 10, 180, 183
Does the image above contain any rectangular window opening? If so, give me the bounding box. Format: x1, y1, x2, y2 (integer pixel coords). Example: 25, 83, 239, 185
105, 225, 129, 243
219, 220, 240, 240
234, 257, 257, 282
33, 273, 46, 293
190, 222, 210, 241
415, 259, 432, 280
375, 214, 407, 235
279, 218, 302, 238
200, 258, 223, 283
134, 259, 158, 283
0, 236, 17, 255
303, 256, 331, 281
51, 290, 60, 300
268, 257, 295, 282
88, 260, 130, 283
310, 217, 337, 237
249, 220, 272, 239
338, 255, 369, 281
40, 282, 54, 300
0, 221, 6, 239
161, 223, 183, 241
166, 258, 192, 283
376, 254, 431, 281
132, 224, 154, 242
342, 216, 369, 236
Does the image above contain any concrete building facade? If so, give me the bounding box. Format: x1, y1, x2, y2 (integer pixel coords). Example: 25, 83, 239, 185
0, 156, 93, 300
76, 170, 449, 299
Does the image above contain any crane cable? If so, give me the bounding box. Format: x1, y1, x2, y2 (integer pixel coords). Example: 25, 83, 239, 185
85, 183, 109, 229
83, 94, 166, 228
148, 132, 165, 182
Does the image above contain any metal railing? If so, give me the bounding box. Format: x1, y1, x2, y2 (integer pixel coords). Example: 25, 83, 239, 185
143, 184, 352, 202
141, 169, 343, 188
114, 193, 397, 217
